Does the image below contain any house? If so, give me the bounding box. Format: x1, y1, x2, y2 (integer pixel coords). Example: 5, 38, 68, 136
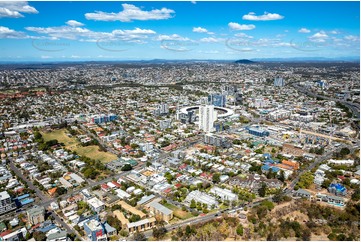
103, 222, 117, 237
328, 183, 347, 196
184, 190, 218, 209
87, 197, 105, 213
46, 230, 68, 241
293, 189, 311, 199
316, 193, 345, 206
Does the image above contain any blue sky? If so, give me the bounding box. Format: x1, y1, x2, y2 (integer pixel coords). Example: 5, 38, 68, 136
0, 1, 359, 61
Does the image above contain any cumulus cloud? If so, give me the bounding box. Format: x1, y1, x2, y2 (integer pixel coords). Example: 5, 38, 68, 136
199, 37, 224, 43
228, 22, 255, 31
66, 20, 84, 27
156, 34, 190, 41
193, 27, 208, 33
242, 12, 284, 21
85, 3, 174, 22
344, 35, 359, 42
0, 26, 26, 38
298, 28, 310, 33
309, 31, 329, 42
0, 1, 38, 18
26, 21, 157, 42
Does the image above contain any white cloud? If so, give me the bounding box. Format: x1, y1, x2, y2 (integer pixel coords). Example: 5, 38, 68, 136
41, 55, 53, 59
66, 20, 84, 27
298, 28, 310, 33
234, 33, 253, 38
199, 37, 224, 43
26, 22, 156, 42
330, 30, 339, 34
85, 3, 174, 22
228, 22, 255, 31
344, 35, 359, 42
309, 31, 328, 42
242, 12, 284, 21
156, 34, 190, 41
0, 26, 26, 38
0, 1, 38, 18
191, 1, 197, 4
193, 27, 208, 33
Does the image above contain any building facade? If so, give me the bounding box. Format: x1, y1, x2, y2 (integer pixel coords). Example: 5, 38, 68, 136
199, 105, 217, 133
0, 191, 16, 215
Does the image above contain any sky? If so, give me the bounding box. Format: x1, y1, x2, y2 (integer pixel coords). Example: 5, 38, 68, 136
0, 1, 360, 61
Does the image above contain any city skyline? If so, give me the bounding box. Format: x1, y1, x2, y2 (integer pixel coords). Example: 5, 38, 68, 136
0, 1, 360, 61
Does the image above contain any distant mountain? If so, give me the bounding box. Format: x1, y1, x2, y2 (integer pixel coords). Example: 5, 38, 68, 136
250, 56, 360, 62
235, 59, 256, 64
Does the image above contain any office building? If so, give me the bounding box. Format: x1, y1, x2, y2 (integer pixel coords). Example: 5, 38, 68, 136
0, 191, 16, 215
204, 133, 231, 148
208, 94, 226, 107
154, 103, 169, 116
159, 119, 172, 130
178, 110, 195, 124
27, 206, 45, 225
199, 105, 217, 133
247, 127, 270, 137
274, 77, 285, 87
88, 114, 117, 124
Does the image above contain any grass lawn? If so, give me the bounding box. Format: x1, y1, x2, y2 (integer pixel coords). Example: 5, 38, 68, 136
163, 203, 194, 220
42, 129, 117, 163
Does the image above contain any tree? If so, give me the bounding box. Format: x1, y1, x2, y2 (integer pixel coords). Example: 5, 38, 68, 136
153, 227, 167, 239
190, 199, 196, 209
212, 173, 220, 183
236, 225, 244, 236
121, 164, 132, 171
33, 231, 46, 241
258, 182, 267, 197
133, 231, 147, 241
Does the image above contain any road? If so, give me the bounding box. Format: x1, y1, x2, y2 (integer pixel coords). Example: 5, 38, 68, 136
292, 83, 360, 120
287, 144, 355, 191
8, 162, 82, 240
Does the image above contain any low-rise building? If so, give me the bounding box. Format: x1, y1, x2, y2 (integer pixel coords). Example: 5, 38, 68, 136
146, 201, 173, 222
87, 197, 105, 213
84, 219, 107, 241
184, 190, 218, 208
209, 186, 238, 201
27, 206, 45, 225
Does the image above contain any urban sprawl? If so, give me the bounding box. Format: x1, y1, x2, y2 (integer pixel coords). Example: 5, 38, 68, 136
0, 61, 359, 241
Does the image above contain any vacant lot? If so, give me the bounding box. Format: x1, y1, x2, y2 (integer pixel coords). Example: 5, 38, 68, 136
163, 203, 194, 220
42, 129, 117, 163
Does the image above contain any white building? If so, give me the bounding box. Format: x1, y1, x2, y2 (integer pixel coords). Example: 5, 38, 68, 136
185, 190, 218, 208
209, 186, 238, 201
328, 159, 354, 166
199, 105, 217, 133
0, 191, 16, 215
87, 197, 105, 213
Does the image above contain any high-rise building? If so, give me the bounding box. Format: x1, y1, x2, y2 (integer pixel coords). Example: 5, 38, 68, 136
199, 105, 217, 133
274, 77, 285, 87
208, 94, 226, 107
154, 103, 169, 116
0, 191, 16, 215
